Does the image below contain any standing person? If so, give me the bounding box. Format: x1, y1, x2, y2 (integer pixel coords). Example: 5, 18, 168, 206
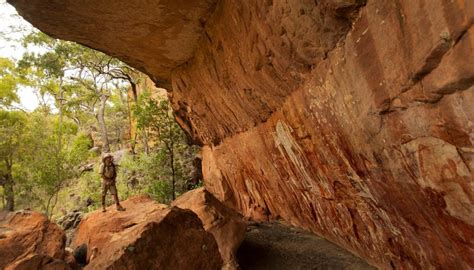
99, 153, 125, 212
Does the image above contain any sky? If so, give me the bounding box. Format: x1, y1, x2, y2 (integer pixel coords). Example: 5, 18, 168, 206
1, 1, 43, 111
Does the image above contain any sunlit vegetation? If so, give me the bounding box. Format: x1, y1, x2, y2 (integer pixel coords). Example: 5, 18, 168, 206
0, 31, 200, 218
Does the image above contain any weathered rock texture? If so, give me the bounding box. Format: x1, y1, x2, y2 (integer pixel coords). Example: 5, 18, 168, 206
238, 221, 375, 270
8, 0, 218, 87
10, 0, 474, 269
172, 187, 247, 269
0, 211, 68, 269
71, 196, 223, 269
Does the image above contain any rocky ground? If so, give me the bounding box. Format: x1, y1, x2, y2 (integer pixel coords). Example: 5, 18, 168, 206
238, 222, 375, 270
1, 188, 375, 269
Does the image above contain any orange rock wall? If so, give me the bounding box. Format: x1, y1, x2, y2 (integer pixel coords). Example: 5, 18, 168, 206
9, 0, 474, 268
192, 1, 474, 268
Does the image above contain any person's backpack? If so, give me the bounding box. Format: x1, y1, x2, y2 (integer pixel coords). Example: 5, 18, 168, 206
103, 163, 116, 179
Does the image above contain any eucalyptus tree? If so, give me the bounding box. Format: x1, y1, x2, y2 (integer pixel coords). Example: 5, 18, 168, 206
133, 93, 196, 201
19, 31, 136, 153
0, 57, 20, 109
0, 110, 25, 210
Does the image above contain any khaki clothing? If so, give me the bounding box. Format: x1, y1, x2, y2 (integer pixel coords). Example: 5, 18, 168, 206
99, 163, 116, 179
99, 162, 117, 196
102, 180, 117, 196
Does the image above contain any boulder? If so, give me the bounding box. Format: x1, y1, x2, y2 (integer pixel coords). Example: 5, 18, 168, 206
0, 211, 67, 269
64, 249, 79, 270
172, 188, 246, 270
57, 210, 83, 231
71, 196, 223, 269
10, 0, 474, 268
5, 253, 71, 270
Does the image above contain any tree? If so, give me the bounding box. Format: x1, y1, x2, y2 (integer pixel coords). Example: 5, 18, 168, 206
133, 92, 196, 201
64, 39, 137, 153
0, 57, 20, 109
0, 28, 201, 214
0, 110, 25, 210
16, 111, 89, 217
19, 31, 136, 154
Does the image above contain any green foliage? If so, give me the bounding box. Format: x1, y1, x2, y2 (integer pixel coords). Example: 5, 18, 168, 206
116, 152, 172, 203
132, 92, 199, 201
77, 169, 102, 211
0, 58, 20, 108
0, 29, 201, 215
68, 132, 93, 165
0, 110, 26, 160
14, 112, 89, 213
0, 110, 26, 209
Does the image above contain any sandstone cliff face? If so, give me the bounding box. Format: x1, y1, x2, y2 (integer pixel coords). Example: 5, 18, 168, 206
9, 0, 474, 268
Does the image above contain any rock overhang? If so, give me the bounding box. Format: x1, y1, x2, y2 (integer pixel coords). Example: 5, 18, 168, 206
8, 0, 219, 88
7, 0, 474, 269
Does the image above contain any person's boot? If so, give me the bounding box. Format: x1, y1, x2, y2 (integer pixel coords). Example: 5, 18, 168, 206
114, 193, 125, 211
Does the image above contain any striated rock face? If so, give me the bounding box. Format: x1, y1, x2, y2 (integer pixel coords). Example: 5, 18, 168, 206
9, 0, 474, 268
71, 196, 223, 269
172, 187, 247, 269
0, 211, 67, 269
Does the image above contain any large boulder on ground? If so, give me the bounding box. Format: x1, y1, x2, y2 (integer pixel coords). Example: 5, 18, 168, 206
5, 253, 71, 270
71, 196, 223, 270
172, 188, 247, 270
0, 211, 67, 269
9, 0, 474, 268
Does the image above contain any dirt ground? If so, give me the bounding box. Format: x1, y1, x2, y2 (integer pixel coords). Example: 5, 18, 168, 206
237, 221, 376, 270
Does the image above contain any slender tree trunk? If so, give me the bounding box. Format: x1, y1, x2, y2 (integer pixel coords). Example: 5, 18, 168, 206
45, 192, 54, 217
131, 133, 138, 158
126, 83, 138, 155
50, 79, 64, 217
48, 188, 60, 219
1, 191, 4, 209
4, 181, 14, 211
168, 119, 176, 201
98, 94, 110, 153
163, 141, 175, 201
171, 148, 175, 200
4, 158, 14, 211
143, 129, 150, 155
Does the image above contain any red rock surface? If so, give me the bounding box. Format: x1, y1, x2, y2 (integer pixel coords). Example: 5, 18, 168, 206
70, 196, 223, 270
5, 253, 71, 270
7, 0, 218, 87
9, 0, 474, 268
172, 188, 247, 269
0, 211, 67, 269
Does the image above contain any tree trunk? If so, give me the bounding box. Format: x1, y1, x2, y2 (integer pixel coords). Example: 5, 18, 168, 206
47, 187, 60, 219
3, 159, 14, 211
49, 78, 64, 217
98, 94, 110, 153
143, 129, 150, 155
171, 145, 175, 200
4, 181, 14, 211
168, 120, 176, 201
126, 83, 138, 155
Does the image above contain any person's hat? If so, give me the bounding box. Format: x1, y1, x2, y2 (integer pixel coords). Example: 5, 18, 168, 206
102, 153, 113, 162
